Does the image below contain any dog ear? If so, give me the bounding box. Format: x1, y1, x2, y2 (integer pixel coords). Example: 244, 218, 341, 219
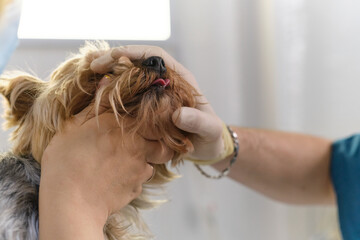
0, 73, 44, 127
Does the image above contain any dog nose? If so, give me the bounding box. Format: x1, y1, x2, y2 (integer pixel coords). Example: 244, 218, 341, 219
142, 56, 167, 75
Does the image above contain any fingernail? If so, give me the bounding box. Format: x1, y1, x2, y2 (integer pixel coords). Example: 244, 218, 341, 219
97, 75, 111, 90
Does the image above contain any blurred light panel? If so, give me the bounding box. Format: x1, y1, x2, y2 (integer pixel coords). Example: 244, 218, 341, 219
18, 0, 171, 40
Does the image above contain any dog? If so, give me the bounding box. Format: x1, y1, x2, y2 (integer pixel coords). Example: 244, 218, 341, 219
0, 41, 198, 239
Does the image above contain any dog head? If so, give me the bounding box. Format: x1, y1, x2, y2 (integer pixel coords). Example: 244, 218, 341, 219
0, 42, 198, 170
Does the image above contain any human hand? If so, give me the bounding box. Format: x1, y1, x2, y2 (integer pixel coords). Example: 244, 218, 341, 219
40, 97, 173, 225
90, 46, 228, 163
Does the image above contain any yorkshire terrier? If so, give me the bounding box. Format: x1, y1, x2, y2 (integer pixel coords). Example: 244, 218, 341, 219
0, 42, 198, 239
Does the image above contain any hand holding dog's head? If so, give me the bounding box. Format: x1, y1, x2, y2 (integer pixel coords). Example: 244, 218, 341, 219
0, 42, 199, 239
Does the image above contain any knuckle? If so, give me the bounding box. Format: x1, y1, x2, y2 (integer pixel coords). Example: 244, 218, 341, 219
132, 185, 143, 198
111, 47, 122, 59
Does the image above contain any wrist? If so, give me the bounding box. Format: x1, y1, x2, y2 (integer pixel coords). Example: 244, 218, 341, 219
186, 122, 236, 165
211, 151, 234, 167
194, 125, 239, 179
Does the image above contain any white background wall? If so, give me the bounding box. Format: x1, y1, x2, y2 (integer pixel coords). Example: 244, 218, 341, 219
3, 0, 360, 239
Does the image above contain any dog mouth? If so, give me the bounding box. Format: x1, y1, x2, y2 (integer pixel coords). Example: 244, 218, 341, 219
151, 78, 170, 87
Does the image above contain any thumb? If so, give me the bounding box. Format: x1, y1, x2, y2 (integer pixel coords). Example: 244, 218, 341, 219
172, 107, 222, 141
90, 50, 115, 74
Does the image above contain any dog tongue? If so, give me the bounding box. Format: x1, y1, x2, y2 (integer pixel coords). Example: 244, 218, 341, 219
152, 78, 170, 87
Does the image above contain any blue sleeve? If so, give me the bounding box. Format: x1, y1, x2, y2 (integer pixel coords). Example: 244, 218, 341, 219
0, 0, 21, 74
331, 134, 360, 240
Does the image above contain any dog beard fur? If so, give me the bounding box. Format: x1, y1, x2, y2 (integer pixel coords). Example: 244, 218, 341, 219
0, 41, 199, 239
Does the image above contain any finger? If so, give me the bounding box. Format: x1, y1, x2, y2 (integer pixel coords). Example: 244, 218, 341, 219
93, 75, 112, 115
112, 46, 198, 85
172, 107, 222, 140
90, 50, 116, 74
94, 45, 202, 93
91, 46, 169, 74
144, 164, 155, 183
112, 45, 172, 64
115, 46, 215, 114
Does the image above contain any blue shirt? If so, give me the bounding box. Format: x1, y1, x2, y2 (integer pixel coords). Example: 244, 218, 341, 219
331, 134, 360, 240
0, 0, 21, 74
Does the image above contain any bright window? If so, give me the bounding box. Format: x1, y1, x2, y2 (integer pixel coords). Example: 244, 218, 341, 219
18, 0, 171, 40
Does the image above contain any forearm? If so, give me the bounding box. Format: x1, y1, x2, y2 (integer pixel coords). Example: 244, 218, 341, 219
213, 127, 335, 204
39, 173, 107, 240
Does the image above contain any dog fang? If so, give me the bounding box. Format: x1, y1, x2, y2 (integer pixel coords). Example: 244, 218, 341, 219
152, 78, 170, 87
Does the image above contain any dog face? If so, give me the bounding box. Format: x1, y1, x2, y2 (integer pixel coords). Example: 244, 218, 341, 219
0, 42, 199, 239
0, 42, 197, 167
94, 55, 197, 162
